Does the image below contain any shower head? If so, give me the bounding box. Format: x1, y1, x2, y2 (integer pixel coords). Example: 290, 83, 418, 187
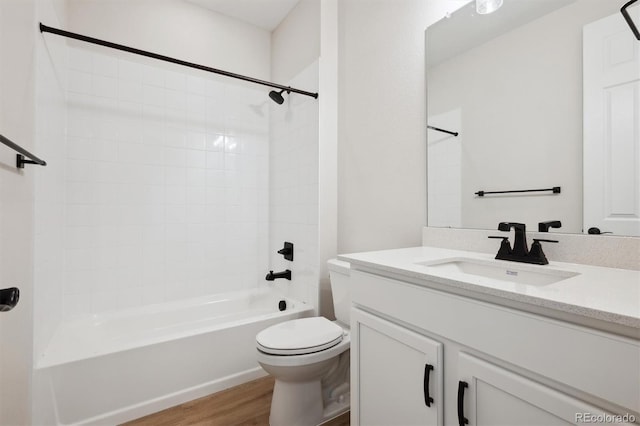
269, 89, 285, 104
269, 88, 290, 105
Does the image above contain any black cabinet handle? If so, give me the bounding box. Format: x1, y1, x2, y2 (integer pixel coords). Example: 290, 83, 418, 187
457, 381, 469, 426
423, 364, 434, 407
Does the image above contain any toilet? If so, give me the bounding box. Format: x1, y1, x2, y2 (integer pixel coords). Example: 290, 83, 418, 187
256, 259, 351, 426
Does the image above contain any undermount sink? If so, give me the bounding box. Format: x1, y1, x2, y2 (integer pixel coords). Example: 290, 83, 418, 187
415, 257, 580, 286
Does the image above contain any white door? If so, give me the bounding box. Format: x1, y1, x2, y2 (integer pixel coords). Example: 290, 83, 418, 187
352, 308, 443, 426
457, 352, 634, 426
583, 9, 640, 236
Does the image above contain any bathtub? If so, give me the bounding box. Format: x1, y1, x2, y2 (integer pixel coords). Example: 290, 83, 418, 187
34, 289, 313, 425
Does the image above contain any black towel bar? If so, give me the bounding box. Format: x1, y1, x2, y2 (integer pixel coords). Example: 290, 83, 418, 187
428, 125, 459, 137
475, 187, 561, 197
0, 134, 47, 168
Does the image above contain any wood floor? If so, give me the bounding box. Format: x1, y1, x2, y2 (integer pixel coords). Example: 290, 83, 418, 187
122, 376, 350, 426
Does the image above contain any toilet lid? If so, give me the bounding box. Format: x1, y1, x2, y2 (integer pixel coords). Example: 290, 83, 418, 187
256, 317, 344, 355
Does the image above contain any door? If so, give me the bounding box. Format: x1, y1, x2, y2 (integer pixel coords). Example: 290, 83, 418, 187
583, 9, 640, 236
352, 308, 443, 426
457, 352, 634, 426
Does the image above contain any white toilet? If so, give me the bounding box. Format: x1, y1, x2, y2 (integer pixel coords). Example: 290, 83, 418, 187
256, 259, 351, 426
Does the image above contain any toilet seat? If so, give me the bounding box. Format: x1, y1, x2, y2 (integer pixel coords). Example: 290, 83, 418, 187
256, 317, 344, 356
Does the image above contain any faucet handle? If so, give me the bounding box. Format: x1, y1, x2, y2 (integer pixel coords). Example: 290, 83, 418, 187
528, 239, 557, 265
489, 236, 512, 258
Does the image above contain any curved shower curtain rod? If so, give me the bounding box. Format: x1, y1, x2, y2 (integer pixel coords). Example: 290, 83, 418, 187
39, 23, 319, 100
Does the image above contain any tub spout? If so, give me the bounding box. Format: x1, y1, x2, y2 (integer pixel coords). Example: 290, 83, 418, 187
265, 270, 291, 281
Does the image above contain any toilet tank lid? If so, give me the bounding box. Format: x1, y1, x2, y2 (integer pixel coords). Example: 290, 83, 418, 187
327, 259, 350, 275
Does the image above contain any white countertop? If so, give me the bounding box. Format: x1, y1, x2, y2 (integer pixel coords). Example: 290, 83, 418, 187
339, 246, 640, 330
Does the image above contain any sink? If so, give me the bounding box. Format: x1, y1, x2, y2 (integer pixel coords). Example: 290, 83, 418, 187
415, 257, 579, 286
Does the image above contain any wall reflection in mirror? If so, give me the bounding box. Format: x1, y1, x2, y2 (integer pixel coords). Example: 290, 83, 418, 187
426, 0, 640, 236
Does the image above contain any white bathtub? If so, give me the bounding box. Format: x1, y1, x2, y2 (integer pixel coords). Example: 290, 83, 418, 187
34, 289, 313, 425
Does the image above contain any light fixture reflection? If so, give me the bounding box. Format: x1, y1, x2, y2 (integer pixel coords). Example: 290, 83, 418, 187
476, 0, 503, 15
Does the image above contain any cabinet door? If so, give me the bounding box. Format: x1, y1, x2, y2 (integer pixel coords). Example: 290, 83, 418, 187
456, 352, 635, 426
352, 308, 443, 426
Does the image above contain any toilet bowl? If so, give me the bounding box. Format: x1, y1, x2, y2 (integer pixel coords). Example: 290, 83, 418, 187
256, 259, 351, 426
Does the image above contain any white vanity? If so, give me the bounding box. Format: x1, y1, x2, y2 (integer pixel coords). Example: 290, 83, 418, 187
340, 244, 640, 426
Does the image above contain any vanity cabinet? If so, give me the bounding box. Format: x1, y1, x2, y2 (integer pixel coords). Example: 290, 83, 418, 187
352, 308, 443, 426
458, 352, 625, 426
350, 269, 639, 426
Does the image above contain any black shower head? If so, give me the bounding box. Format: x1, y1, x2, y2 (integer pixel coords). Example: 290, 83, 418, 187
269, 89, 285, 104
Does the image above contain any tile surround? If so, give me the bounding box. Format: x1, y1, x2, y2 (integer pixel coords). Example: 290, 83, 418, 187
37, 48, 322, 322
268, 61, 320, 313
34, 15, 68, 359
60, 47, 270, 318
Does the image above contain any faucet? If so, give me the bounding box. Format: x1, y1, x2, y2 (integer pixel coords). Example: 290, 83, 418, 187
265, 270, 291, 281
538, 220, 561, 232
489, 222, 557, 265
498, 222, 529, 257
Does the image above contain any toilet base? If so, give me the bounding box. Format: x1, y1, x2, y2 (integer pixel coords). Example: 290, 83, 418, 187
269, 379, 324, 426
269, 379, 350, 426
265, 351, 350, 426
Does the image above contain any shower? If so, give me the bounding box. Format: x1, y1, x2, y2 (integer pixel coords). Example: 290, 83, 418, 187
269, 88, 290, 105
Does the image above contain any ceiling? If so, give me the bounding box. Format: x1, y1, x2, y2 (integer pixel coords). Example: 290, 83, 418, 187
186, 0, 301, 31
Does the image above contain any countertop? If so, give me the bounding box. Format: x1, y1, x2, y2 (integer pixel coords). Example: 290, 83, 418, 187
338, 246, 640, 331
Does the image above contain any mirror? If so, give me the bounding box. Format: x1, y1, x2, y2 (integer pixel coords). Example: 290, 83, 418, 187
426, 0, 639, 236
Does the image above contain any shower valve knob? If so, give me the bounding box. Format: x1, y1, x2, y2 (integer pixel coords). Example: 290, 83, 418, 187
277, 242, 294, 261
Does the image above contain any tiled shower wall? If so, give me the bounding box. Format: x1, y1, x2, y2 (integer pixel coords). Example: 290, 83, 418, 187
62, 47, 269, 318
268, 61, 320, 312
34, 2, 68, 360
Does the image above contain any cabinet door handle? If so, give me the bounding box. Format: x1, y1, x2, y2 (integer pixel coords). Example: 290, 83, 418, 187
457, 381, 469, 426
423, 363, 434, 407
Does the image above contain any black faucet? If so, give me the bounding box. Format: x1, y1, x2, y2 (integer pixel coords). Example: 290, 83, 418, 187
498, 222, 529, 257
489, 222, 558, 265
265, 270, 291, 281
538, 220, 561, 232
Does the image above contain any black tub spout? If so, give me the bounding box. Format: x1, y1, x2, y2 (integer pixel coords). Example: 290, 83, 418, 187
265, 270, 292, 281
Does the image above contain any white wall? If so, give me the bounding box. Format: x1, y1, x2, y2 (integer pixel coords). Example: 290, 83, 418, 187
271, 0, 320, 83
0, 1, 36, 424
337, 0, 460, 254
318, 0, 339, 318
66, 0, 271, 80
428, 0, 621, 233
268, 61, 320, 312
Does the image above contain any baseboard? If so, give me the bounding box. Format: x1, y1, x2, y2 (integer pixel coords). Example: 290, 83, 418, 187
72, 367, 268, 426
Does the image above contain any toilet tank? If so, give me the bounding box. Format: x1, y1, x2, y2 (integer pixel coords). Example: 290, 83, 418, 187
327, 259, 351, 326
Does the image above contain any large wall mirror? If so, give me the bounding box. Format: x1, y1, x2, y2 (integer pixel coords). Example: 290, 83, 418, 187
426, 0, 640, 236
